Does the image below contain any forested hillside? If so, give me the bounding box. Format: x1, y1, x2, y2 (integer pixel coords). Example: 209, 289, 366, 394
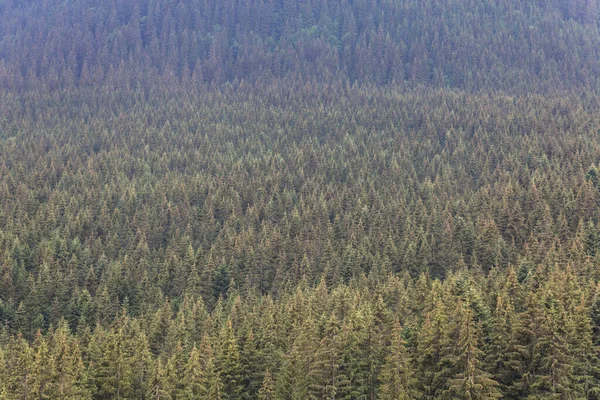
2, 0, 600, 399
1, 0, 600, 91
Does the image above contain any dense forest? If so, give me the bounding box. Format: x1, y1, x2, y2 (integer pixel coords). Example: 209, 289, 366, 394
2, 0, 600, 91
2, 0, 600, 399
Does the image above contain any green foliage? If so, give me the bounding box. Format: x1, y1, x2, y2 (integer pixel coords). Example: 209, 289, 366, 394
218, 319, 245, 399
378, 321, 419, 399
0, 1, 599, 394
258, 370, 275, 400
444, 303, 501, 399
1, 0, 600, 91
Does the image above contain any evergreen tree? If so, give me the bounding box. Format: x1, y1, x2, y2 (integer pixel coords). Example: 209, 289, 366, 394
276, 316, 318, 400
416, 299, 451, 399
241, 329, 263, 398
49, 320, 91, 399
485, 294, 517, 392
6, 335, 34, 399
146, 359, 173, 400
218, 319, 245, 399
258, 370, 276, 400
309, 312, 351, 399
570, 295, 600, 399
527, 292, 578, 398
30, 331, 53, 399
181, 345, 206, 399
378, 321, 419, 399
0, 348, 7, 398
444, 302, 501, 399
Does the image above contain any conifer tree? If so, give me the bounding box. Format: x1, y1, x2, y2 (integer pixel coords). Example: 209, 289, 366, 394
167, 342, 187, 399
276, 316, 318, 400
147, 358, 173, 400
191, 334, 226, 400
503, 292, 545, 398
342, 311, 369, 400
309, 312, 351, 399
444, 302, 501, 399
30, 330, 53, 399
6, 334, 34, 399
416, 299, 451, 399
258, 370, 276, 400
378, 321, 419, 399
218, 319, 245, 399
0, 348, 7, 398
205, 352, 225, 400
181, 345, 206, 399
126, 319, 153, 397
241, 329, 263, 398
528, 292, 578, 398
49, 320, 91, 399
485, 294, 517, 391
570, 295, 600, 399
92, 324, 133, 399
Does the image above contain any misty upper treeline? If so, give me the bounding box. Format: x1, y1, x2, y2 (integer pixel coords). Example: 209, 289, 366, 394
2, 0, 600, 399
1, 0, 600, 91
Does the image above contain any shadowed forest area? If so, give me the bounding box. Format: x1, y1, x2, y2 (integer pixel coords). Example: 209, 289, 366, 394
1, 0, 600, 399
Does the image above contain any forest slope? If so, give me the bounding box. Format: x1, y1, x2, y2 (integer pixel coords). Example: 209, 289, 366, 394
0, 0, 600, 91
2, 0, 600, 399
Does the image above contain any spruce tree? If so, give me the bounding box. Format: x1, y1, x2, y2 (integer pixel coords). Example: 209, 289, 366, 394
6, 334, 34, 399
241, 329, 263, 399
146, 358, 173, 400
504, 292, 545, 398
276, 316, 318, 400
309, 312, 351, 399
444, 302, 501, 399
258, 370, 276, 400
570, 295, 600, 399
528, 292, 577, 398
0, 348, 7, 398
181, 345, 206, 399
218, 319, 245, 399
378, 321, 419, 399
30, 331, 53, 399
49, 320, 91, 399
485, 294, 517, 392
416, 299, 451, 399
